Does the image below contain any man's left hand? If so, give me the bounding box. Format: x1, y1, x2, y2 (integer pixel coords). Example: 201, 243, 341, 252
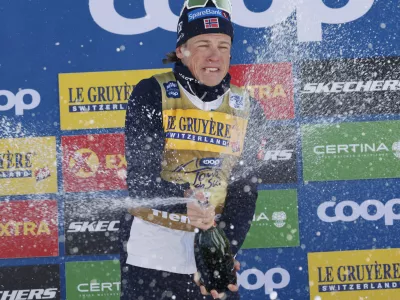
194, 260, 241, 299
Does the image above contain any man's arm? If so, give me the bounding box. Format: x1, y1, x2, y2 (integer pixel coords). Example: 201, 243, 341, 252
218, 98, 265, 255
125, 77, 189, 213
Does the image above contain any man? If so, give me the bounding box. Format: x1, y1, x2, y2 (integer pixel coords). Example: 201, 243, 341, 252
120, 0, 264, 299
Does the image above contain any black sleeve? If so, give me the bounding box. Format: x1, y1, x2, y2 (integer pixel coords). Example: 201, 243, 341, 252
218, 98, 265, 256
125, 77, 189, 213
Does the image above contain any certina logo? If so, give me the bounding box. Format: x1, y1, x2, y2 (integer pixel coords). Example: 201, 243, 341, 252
77, 282, 120, 293
237, 267, 290, 295
67, 221, 120, 233
0, 89, 41, 115
302, 80, 400, 94
252, 211, 287, 228
0, 221, 50, 237
88, 0, 374, 42
314, 143, 390, 156
318, 199, 400, 225
0, 288, 57, 300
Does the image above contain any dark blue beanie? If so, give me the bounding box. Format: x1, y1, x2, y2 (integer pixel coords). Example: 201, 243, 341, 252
176, 0, 234, 47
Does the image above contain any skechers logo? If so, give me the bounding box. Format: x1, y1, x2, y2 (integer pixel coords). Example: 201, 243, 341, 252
302, 80, 400, 94
0, 288, 58, 299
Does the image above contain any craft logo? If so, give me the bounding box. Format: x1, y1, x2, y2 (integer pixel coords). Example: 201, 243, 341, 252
62, 134, 127, 192
66, 260, 120, 299
230, 63, 294, 120
318, 199, 400, 225
0, 200, 58, 259
308, 248, 400, 299
163, 109, 247, 156
238, 267, 290, 295
242, 190, 299, 249
0, 265, 60, 300
59, 68, 170, 130
300, 57, 400, 117
229, 93, 245, 110
0, 137, 57, 196
302, 121, 400, 181
64, 198, 122, 255
255, 126, 297, 184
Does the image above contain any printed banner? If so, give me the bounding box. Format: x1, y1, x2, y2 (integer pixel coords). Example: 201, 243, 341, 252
242, 190, 299, 249
0, 137, 57, 196
66, 260, 120, 299
59, 69, 170, 130
0, 200, 58, 259
230, 63, 294, 120
302, 120, 400, 181
0, 265, 60, 299
61, 133, 126, 192
300, 57, 400, 117
308, 248, 400, 300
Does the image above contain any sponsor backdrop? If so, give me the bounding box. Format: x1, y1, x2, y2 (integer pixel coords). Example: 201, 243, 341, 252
1, 0, 399, 299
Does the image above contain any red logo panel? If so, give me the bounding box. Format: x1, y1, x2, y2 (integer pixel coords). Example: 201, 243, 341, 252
230, 63, 294, 119
0, 200, 58, 258
62, 133, 127, 192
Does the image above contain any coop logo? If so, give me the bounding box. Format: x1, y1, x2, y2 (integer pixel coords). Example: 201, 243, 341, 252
237, 267, 290, 295
67, 220, 120, 233
318, 199, 400, 225
252, 211, 287, 228
199, 158, 223, 168
89, 0, 373, 42
0, 221, 50, 237
302, 80, 400, 94
0, 288, 58, 300
0, 89, 41, 115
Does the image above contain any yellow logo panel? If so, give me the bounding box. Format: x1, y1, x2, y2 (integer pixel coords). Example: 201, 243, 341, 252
308, 248, 400, 300
163, 109, 248, 156
0, 137, 58, 196
59, 68, 171, 130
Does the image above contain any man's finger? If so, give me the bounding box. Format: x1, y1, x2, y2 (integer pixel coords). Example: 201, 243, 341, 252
210, 289, 226, 299
200, 285, 209, 296
228, 284, 239, 292
234, 260, 241, 271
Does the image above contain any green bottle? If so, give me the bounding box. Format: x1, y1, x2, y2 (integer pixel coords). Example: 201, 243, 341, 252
194, 200, 237, 293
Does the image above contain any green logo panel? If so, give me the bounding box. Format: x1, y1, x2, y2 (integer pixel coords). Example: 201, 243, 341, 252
242, 189, 299, 249
66, 260, 120, 299
302, 120, 400, 181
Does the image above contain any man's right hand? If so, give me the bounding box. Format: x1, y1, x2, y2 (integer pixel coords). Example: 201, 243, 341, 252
185, 189, 215, 230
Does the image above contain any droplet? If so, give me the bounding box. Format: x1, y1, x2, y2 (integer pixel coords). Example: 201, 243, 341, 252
270, 291, 278, 299
380, 23, 386, 29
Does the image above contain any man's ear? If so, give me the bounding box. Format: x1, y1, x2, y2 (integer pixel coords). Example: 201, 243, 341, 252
176, 46, 184, 60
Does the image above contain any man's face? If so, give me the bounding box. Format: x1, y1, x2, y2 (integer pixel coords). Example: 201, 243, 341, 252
176, 34, 231, 87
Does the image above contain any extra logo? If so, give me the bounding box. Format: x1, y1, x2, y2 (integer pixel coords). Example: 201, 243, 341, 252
62, 134, 127, 192
318, 199, 400, 225
89, 0, 374, 42
0, 200, 58, 259
0, 89, 41, 115
238, 267, 290, 295
229, 63, 294, 120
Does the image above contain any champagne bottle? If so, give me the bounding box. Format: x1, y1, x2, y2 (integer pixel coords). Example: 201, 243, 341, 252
194, 199, 237, 293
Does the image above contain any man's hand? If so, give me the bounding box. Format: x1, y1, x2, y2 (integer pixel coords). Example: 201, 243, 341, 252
185, 189, 215, 230
194, 260, 241, 299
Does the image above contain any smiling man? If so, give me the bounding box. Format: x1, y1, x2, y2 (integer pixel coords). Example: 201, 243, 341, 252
120, 0, 264, 299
